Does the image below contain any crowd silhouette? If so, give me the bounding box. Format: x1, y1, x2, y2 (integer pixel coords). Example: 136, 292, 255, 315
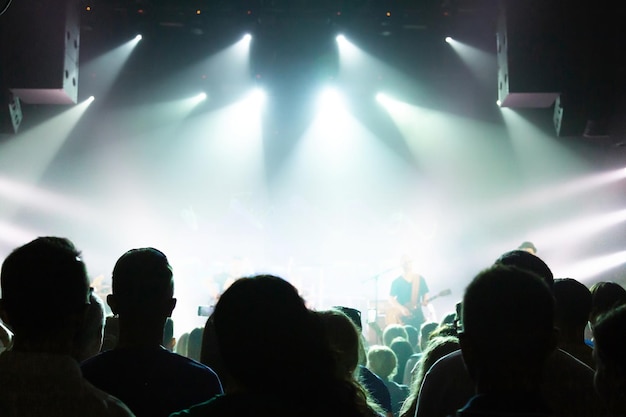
1, 237, 625, 417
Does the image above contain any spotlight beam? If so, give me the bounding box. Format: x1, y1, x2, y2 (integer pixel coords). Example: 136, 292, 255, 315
81, 35, 144, 99
0, 97, 95, 218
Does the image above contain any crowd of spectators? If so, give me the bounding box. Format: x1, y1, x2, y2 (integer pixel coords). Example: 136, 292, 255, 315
1, 236, 625, 417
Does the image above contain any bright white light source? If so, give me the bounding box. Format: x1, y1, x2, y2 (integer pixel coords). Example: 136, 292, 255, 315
496, 100, 502, 107
316, 87, 348, 119
319, 87, 342, 108
336, 34, 346, 43
194, 92, 208, 102
243, 33, 252, 42
135, 34, 143, 42
87, 95, 95, 103
248, 88, 266, 106
375, 92, 394, 106
445, 36, 453, 43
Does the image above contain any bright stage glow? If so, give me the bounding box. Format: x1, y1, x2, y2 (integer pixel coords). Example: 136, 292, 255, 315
0, 220, 42, 247
500, 107, 585, 184
336, 35, 420, 105
134, 34, 143, 42
558, 250, 626, 280
193, 92, 208, 102
0, 176, 93, 221
173, 90, 267, 207
531, 209, 626, 250
496, 100, 501, 107
0, 97, 95, 219
495, 166, 626, 214
377, 94, 516, 202
242, 33, 252, 42
248, 88, 266, 106
317, 87, 346, 113
375, 92, 391, 105
87, 95, 95, 103
445, 37, 496, 87
81, 35, 144, 99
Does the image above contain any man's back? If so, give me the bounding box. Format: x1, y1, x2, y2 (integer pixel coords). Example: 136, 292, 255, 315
81, 347, 222, 417
0, 237, 135, 417
415, 348, 606, 417
0, 350, 133, 417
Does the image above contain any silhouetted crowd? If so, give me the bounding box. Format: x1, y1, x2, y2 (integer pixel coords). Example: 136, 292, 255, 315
1, 236, 625, 417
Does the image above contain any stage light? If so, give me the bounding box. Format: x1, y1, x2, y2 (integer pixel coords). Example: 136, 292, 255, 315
87, 95, 95, 103
375, 92, 392, 105
317, 87, 348, 117
194, 92, 207, 102
336, 34, 346, 43
496, 100, 502, 107
135, 34, 142, 42
319, 87, 341, 106
243, 33, 252, 42
248, 88, 266, 106
445, 37, 453, 43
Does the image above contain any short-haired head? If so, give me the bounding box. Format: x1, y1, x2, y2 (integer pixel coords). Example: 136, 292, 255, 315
593, 305, 626, 413
460, 265, 556, 382
589, 281, 626, 325
333, 306, 362, 331
390, 337, 414, 360
419, 321, 438, 351
403, 324, 418, 348
594, 305, 626, 377
383, 324, 408, 347
553, 278, 592, 329
0, 237, 89, 339
367, 345, 397, 380
495, 249, 554, 289
109, 248, 173, 315
317, 309, 362, 377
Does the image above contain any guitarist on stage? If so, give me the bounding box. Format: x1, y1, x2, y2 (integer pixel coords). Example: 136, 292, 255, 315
388, 255, 430, 330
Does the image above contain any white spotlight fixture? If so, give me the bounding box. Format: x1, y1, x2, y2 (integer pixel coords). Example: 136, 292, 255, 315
445, 36, 452, 43
336, 34, 346, 43
86, 95, 95, 103
135, 34, 143, 42
243, 33, 252, 42
195, 92, 208, 102
496, 99, 502, 107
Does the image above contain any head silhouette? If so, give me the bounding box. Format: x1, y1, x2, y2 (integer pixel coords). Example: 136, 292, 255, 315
212, 275, 332, 392
107, 247, 176, 320
460, 265, 556, 390
0, 237, 89, 351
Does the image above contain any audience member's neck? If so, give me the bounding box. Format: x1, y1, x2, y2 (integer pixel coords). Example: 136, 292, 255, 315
11, 335, 74, 356
556, 325, 586, 346
116, 316, 166, 349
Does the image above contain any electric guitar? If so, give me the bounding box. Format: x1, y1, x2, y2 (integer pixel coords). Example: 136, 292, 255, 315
386, 288, 452, 326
